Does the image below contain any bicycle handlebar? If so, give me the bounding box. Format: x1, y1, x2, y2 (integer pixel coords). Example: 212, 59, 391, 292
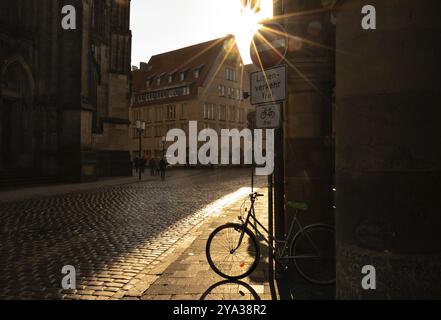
249, 192, 264, 199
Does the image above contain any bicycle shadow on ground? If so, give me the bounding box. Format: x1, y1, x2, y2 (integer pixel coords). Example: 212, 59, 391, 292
200, 280, 261, 300
275, 268, 335, 300
250, 232, 335, 300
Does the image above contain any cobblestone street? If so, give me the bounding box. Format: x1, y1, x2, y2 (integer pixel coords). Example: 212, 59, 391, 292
0, 168, 265, 300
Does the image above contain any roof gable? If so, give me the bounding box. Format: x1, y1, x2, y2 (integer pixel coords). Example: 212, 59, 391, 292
132, 35, 242, 92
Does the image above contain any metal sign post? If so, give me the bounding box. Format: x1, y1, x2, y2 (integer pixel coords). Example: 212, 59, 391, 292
250, 68, 286, 278
250, 20, 289, 280
274, 101, 285, 277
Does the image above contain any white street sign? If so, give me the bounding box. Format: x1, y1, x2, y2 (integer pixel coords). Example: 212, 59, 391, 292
255, 103, 281, 129
250, 65, 287, 105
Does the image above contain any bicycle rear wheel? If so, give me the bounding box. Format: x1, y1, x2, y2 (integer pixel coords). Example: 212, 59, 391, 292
206, 223, 260, 280
290, 224, 335, 285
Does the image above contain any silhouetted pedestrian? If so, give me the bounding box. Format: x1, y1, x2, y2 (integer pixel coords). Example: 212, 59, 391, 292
141, 157, 146, 173
159, 157, 167, 181
155, 159, 160, 176
134, 157, 140, 173
149, 158, 156, 176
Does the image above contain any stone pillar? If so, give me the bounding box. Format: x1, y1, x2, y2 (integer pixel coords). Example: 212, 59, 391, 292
335, 0, 441, 298
58, 0, 85, 182
277, 0, 335, 229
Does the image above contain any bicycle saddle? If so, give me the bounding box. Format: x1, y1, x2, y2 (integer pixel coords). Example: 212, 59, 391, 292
287, 201, 308, 211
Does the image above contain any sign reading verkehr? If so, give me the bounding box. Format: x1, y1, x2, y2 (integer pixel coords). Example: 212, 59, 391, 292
250, 65, 287, 105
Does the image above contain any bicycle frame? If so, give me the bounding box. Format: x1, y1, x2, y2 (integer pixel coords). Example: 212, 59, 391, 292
234, 195, 306, 263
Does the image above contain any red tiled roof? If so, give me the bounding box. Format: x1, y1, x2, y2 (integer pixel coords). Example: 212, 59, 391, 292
132, 35, 241, 93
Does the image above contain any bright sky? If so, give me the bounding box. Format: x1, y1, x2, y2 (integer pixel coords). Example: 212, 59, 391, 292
130, 0, 273, 66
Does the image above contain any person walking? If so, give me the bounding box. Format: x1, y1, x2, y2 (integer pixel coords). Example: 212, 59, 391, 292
159, 157, 167, 181
155, 158, 160, 176
149, 157, 156, 176
134, 157, 140, 173
141, 157, 146, 174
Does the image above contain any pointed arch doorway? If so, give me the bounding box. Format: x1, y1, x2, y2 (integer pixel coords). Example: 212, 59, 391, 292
0, 58, 36, 172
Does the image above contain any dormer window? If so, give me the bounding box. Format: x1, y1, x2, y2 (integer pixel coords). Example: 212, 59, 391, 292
168, 75, 173, 84
157, 73, 166, 86
179, 68, 189, 82
193, 64, 204, 80
146, 79, 151, 88
226, 68, 236, 81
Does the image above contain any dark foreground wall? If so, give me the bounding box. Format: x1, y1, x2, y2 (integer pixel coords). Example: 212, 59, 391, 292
335, 0, 441, 298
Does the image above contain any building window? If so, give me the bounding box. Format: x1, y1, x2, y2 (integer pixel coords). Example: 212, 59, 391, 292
239, 108, 245, 123
133, 109, 141, 121
227, 87, 234, 99
146, 79, 151, 88
226, 68, 236, 81
166, 105, 176, 120
236, 88, 241, 100
183, 87, 190, 95
180, 104, 188, 119
156, 77, 161, 86
180, 72, 185, 81
204, 103, 216, 120
168, 75, 173, 83
194, 69, 200, 79
155, 106, 163, 122
218, 85, 225, 97
228, 106, 236, 122
219, 105, 227, 121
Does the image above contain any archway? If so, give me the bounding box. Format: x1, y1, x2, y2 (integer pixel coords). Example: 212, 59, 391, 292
0, 57, 35, 171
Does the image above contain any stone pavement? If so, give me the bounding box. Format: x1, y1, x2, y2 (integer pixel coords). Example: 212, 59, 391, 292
0, 168, 266, 300
129, 184, 335, 301
131, 187, 276, 301
0, 169, 181, 203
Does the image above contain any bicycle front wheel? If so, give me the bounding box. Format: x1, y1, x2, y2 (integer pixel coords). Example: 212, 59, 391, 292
290, 224, 335, 285
206, 223, 260, 280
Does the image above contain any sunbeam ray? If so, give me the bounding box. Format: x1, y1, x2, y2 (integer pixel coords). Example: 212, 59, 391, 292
260, 25, 361, 59
254, 31, 331, 101
200, 40, 236, 100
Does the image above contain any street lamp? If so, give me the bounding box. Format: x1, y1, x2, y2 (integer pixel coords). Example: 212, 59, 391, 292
136, 120, 146, 181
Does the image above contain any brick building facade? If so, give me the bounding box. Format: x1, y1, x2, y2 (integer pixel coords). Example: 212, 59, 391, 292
130, 36, 253, 163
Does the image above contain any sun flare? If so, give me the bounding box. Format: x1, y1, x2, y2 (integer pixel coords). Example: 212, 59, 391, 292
227, 0, 273, 64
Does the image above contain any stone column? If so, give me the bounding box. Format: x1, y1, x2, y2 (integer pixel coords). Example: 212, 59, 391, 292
277, 0, 335, 229
58, 0, 85, 182
335, 0, 441, 298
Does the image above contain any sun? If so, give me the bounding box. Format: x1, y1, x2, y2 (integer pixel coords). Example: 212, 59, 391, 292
228, 0, 274, 64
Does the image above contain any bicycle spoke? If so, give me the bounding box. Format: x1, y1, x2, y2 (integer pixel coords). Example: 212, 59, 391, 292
291, 226, 335, 284
207, 224, 260, 279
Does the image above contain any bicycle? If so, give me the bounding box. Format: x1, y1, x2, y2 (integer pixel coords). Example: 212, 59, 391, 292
206, 192, 335, 285
260, 108, 275, 120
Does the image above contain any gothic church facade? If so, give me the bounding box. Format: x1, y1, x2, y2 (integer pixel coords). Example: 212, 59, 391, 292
0, 0, 132, 185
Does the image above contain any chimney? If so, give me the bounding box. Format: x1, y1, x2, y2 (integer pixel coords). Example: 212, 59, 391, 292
140, 62, 148, 71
